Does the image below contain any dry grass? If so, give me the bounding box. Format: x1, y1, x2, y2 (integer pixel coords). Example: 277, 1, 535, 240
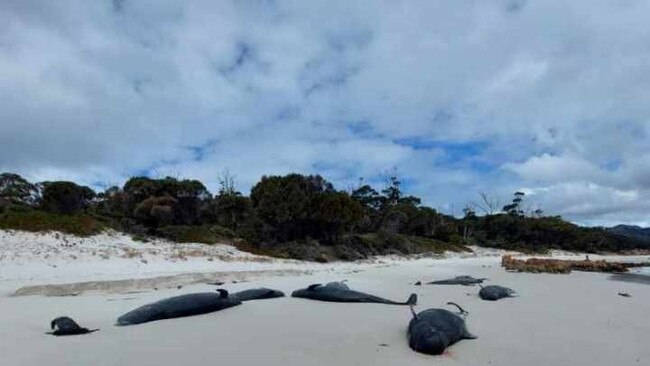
120, 247, 142, 259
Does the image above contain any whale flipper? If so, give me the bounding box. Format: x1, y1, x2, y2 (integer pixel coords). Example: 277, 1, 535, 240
462, 329, 478, 339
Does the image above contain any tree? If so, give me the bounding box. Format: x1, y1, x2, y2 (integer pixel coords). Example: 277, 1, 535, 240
217, 168, 239, 196
503, 191, 525, 216
404, 206, 439, 237
123, 177, 161, 212
399, 195, 421, 206
380, 174, 402, 208
133, 196, 177, 227
351, 183, 382, 210
166, 178, 211, 225
461, 206, 476, 242
41, 181, 95, 214
350, 181, 382, 233
312, 191, 363, 242
474, 192, 500, 215
250, 174, 356, 242
122, 176, 211, 225
96, 186, 128, 218
0, 173, 39, 205
212, 194, 251, 231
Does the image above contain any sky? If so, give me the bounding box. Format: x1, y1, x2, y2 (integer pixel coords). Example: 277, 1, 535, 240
1, 0, 649, 227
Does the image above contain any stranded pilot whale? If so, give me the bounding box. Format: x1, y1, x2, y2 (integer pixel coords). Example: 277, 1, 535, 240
116, 289, 241, 326
47, 317, 98, 336
230, 288, 285, 302
478, 285, 517, 301
407, 302, 477, 355
426, 276, 487, 286
292, 282, 417, 305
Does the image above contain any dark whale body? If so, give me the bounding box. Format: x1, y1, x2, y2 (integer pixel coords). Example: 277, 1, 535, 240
407, 303, 477, 355
292, 283, 417, 305
231, 288, 285, 302
48, 317, 98, 336
116, 289, 241, 326
427, 276, 487, 286
322, 281, 350, 291
478, 285, 517, 301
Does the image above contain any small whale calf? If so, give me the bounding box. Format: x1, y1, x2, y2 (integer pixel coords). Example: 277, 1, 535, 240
116, 289, 241, 326
47, 317, 98, 336
407, 302, 477, 355
230, 288, 285, 302
426, 276, 487, 286
292, 282, 417, 306
478, 285, 517, 301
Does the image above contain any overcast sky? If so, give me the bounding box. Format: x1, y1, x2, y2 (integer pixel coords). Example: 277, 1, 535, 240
1, 0, 649, 226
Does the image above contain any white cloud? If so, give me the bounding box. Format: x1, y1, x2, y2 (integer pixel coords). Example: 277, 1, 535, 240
1, 0, 649, 226
523, 182, 650, 227
503, 154, 608, 185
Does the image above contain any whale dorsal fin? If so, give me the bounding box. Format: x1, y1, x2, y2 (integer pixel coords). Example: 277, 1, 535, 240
216, 289, 229, 298
307, 284, 322, 291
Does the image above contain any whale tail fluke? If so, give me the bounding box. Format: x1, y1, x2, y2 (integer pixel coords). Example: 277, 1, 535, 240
406, 293, 417, 306
409, 304, 418, 319
45, 328, 99, 336
447, 301, 469, 316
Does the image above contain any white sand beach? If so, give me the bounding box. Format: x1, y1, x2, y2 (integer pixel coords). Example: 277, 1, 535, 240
1, 230, 649, 366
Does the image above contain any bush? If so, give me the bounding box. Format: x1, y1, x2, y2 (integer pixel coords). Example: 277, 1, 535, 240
157, 225, 237, 244
41, 181, 95, 214
0, 210, 104, 236
250, 174, 362, 242
0, 173, 39, 205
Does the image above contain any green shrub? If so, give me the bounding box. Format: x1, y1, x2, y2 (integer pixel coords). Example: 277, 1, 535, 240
0, 210, 104, 236
157, 225, 237, 244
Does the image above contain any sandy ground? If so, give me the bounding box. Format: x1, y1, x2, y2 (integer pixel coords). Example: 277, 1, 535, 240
1, 230, 649, 366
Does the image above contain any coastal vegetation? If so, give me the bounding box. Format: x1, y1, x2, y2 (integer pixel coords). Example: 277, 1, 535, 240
1, 171, 648, 261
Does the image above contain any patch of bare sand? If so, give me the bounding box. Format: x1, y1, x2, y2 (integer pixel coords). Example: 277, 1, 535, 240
12, 269, 313, 297
2, 256, 649, 366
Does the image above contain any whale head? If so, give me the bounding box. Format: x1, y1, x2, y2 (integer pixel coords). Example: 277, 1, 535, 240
409, 324, 450, 355
260, 288, 285, 299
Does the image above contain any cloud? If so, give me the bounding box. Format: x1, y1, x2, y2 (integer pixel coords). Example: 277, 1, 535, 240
1, 0, 649, 226
522, 182, 650, 227
503, 154, 608, 185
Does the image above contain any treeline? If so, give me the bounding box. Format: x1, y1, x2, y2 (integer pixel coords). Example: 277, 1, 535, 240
0, 172, 647, 260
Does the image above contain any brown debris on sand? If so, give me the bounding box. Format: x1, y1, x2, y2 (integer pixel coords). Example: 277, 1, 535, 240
501, 255, 649, 274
